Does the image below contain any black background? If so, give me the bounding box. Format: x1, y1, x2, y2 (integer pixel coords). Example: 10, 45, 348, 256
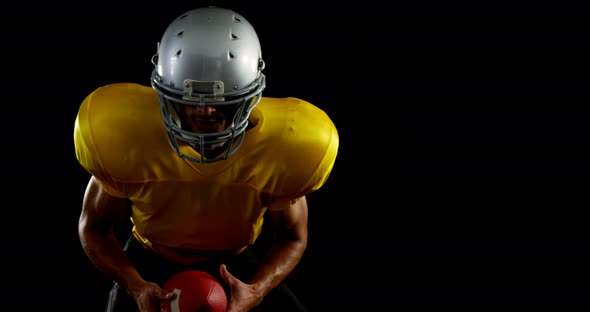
3, 0, 590, 310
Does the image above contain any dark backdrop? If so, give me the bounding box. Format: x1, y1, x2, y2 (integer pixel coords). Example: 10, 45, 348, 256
3, 0, 590, 310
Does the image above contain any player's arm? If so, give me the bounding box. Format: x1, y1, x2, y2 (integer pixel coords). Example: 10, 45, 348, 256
250, 195, 309, 295
78, 176, 150, 296
220, 195, 308, 310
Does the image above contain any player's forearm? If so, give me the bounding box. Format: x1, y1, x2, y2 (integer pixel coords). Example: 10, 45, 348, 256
79, 228, 145, 293
250, 236, 307, 296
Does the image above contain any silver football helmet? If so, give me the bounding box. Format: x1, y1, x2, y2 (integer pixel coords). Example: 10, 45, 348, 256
151, 6, 266, 163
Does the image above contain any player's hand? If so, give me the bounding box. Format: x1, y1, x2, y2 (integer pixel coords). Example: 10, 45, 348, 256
129, 280, 175, 312
220, 264, 263, 312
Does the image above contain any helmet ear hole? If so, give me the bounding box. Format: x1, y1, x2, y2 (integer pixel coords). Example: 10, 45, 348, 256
151, 42, 160, 65
259, 59, 265, 71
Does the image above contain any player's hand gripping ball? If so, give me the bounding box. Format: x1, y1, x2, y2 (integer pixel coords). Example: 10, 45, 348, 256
160, 270, 228, 312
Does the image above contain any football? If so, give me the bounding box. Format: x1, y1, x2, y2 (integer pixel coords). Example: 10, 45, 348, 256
160, 270, 228, 312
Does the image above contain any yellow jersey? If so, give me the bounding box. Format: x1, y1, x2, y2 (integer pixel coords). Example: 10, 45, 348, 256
73, 83, 339, 262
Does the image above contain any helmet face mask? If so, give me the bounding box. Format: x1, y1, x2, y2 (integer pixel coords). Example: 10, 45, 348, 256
150, 7, 266, 163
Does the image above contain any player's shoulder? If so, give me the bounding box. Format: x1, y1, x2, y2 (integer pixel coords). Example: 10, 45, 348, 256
258, 96, 334, 126
74, 82, 169, 183
255, 96, 339, 166
78, 83, 157, 120
95, 82, 148, 92
251, 97, 339, 197
86, 82, 152, 102
258, 96, 322, 112
259, 96, 337, 140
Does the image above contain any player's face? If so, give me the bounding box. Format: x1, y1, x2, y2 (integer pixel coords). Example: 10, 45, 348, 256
177, 104, 235, 134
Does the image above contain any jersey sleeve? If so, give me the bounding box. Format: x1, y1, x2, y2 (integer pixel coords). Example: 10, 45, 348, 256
73, 87, 130, 198
266, 98, 340, 209
299, 115, 339, 195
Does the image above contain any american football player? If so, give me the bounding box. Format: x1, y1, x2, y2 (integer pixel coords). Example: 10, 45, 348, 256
74, 6, 338, 312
